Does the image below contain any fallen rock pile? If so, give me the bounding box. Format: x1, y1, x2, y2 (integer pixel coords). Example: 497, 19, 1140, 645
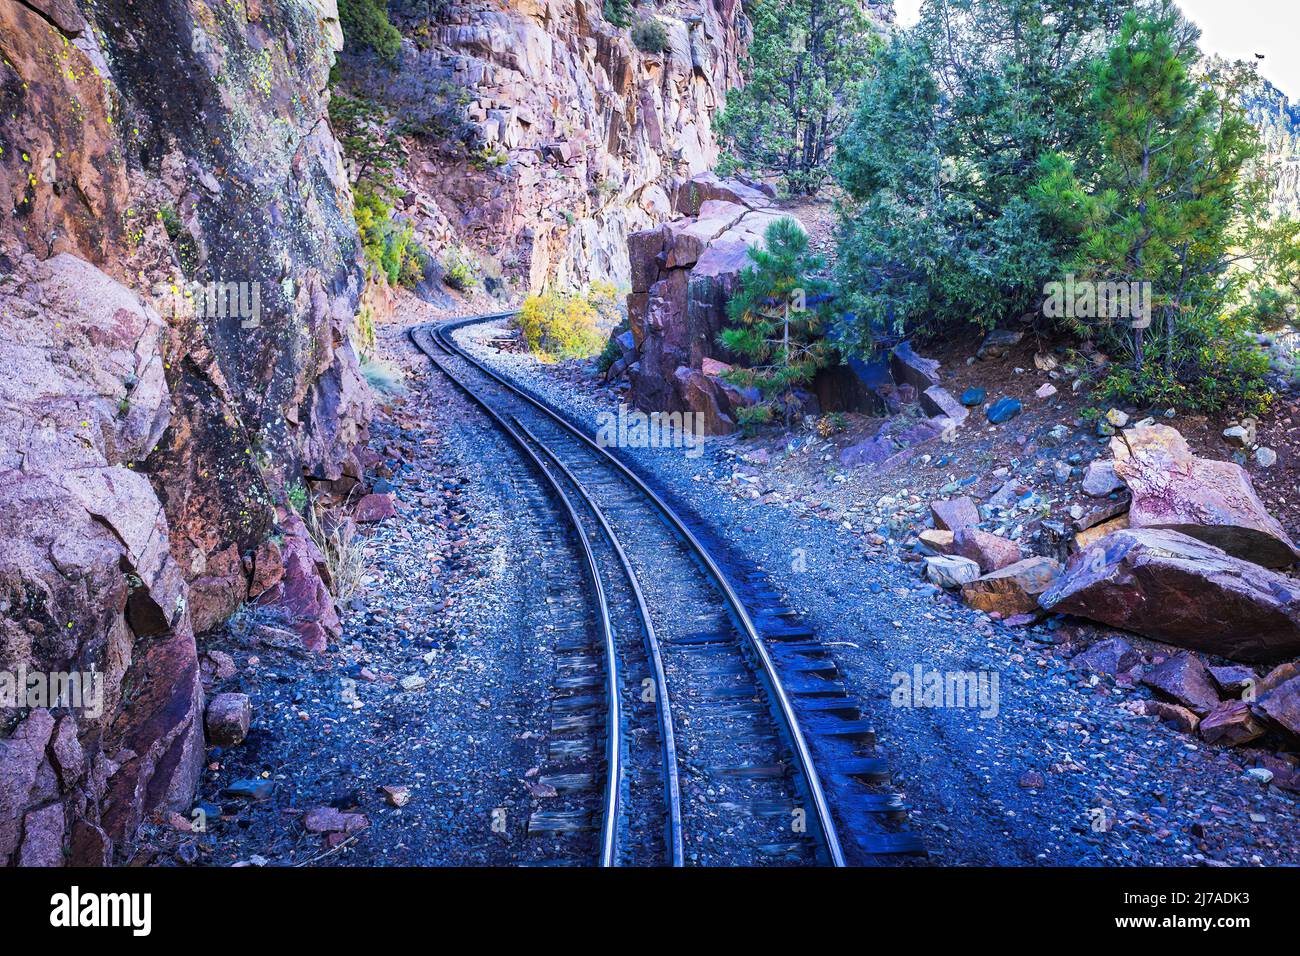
909, 420, 1300, 666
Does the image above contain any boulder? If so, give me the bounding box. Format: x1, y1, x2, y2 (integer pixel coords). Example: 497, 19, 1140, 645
986, 397, 1022, 424
225, 779, 275, 801
205, 693, 252, 747
1259, 662, 1299, 696
258, 510, 341, 652
1111, 424, 1300, 568
976, 328, 1023, 359
840, 436, 897, 469
1074, 514, 1129, 551
1255, 677, 1300, 738
959, 387, 986, 407
1199, 701, 1266, 746
920, 386, 969, 426
1075, 498, 1130, 531
628, 225, 668, 294
1208, 665, 1258, 698
889, 341, 941, 394
1142, 700, 1200, 734
663, 201, 747, 268
961, 557, 1062, 616
248, 539, 286, 598
303, 807, 369, 834
674, 171, 774, 215
1072, 637, 1141, 677
930, 496, 980, 532
924, 555, 982, 589
918, 529, 956, 555
1040, 528, 1300, 663
1141, 653, 1221, 715
953, 527, 1022, 573
354, 492, 396, 523
674, 366, 736, 435
1081, 460, 1124, 497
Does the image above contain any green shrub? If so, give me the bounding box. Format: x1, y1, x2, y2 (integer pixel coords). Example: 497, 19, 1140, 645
596, 319, 629, 374
331, 91, 425, 286
287, 481, 309, 514
442, 245, 478, 292
338, 0, 402, 64
158, 204, 182, 241
630, 19, 669, 54
603, 0, 631, 28
735, 404, 774, 435
1095, 308, 1273, 416
586, 279, 623, 331
353, 182, 420, 285
354, 301, 377, 359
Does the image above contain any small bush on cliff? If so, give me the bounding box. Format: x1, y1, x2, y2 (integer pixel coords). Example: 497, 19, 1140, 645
339, 0, 402, 64
354, 182, 421, 285
331, 91, 426, 287
631, 19, 669, 55
287, 481, 309, 514
602, 0, 631, 28
442, 245, 478, 292
516, 289, 607, 360
720, 217, 834, 424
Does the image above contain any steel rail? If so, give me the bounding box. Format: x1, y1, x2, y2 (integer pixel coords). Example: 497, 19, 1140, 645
429, 316, 847, 867
408, 327, 622, 866
513, 415, 685, 867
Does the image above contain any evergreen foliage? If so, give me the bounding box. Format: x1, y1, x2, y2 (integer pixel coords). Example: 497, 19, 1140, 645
715, 0, 878, 194
720, 218, 835, 423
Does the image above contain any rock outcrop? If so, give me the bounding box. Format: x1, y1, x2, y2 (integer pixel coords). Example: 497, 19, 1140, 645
961, 557, 1062, 617
0, 249, 202, 866
1040, 529, 1300, 663
624, 178, 789, 430
1, 0, 371, 863
341, 0, 749, 291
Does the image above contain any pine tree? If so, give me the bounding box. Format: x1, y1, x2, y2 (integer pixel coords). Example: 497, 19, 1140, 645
720, 218, 834, 425
1033, 3, 1280, 410
714, 0, 878, 195
833, 0, 1135, 353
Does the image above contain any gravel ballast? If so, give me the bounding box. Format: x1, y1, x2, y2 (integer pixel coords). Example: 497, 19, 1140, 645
454, 317, 1300, 867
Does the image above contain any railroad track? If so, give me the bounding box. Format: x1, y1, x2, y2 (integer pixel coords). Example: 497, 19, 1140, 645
410, 315, 923, 866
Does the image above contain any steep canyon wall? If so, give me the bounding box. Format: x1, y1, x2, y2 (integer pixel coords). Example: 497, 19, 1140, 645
340, 0, 748, 292
0, 0, 369, 863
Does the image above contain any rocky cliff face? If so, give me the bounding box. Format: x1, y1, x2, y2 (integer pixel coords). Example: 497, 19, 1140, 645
1244, 76, 1300, 215
340, 0, 746, 292
0, 0, 370, 864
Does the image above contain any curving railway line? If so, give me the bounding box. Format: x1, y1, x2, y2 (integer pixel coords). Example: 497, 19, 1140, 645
410, 315, 924, 867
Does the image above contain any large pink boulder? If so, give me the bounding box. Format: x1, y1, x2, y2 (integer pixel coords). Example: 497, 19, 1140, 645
1111, 425, 1300, 568
1041, 528, 1300, 663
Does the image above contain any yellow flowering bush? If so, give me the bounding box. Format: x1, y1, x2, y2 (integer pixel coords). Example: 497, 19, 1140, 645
516, 289, 607, 359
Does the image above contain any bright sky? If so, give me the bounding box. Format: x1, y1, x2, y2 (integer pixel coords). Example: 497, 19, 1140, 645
891, 0, 1299, 102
